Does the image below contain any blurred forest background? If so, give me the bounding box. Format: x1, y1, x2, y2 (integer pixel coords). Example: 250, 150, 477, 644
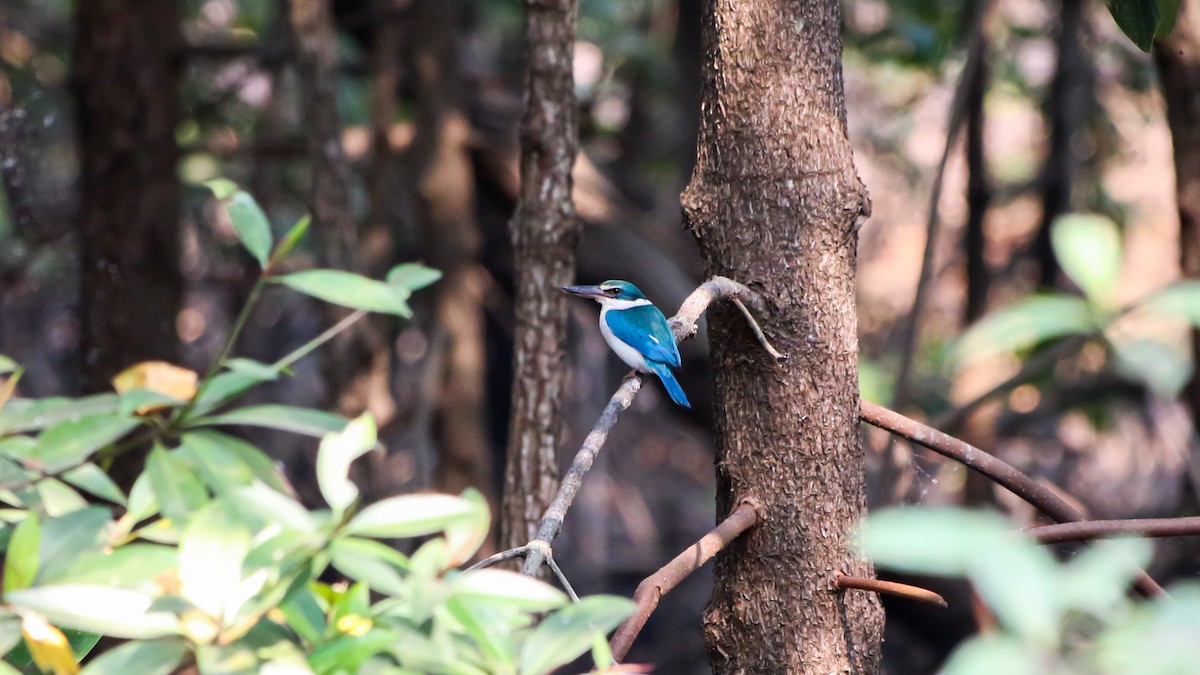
1, 0, 1197, 672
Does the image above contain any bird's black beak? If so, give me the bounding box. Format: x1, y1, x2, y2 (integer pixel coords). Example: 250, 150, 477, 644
562, 284, 605, 300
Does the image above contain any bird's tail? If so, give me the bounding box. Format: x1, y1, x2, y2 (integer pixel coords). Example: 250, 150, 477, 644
651, 362, 691, 408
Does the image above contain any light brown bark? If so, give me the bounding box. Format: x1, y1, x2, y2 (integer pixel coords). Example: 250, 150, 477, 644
500, 0, 581, 549
682, 0, 884, 670
1156, 0, 1200, 426
73, 0, 184, 393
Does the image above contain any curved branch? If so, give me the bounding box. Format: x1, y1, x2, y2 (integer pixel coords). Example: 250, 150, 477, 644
859, 400, 1165, 597
609, 499, 760, 662
1030, 516, 1200, 544
834, 574, 947, 608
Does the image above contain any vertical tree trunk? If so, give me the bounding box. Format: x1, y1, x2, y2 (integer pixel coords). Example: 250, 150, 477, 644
500, 0, 581, 549
682, 0, 884, 671
1156, 1, 1200, 427
73, 0, 184, 393
288, 0, 394, 425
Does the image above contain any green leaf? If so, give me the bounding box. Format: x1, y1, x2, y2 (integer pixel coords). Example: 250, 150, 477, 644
145, 445, 208, 522
79, 639, 186, 675
6, 585, 179, 639
34, 479, 89, 517
1156, 0, 1180, 39
226, 483, 314, 533
1059, 538, 1152, 615
955, 295, 1096, 368
308, 630, 395, 675
0, 355, 16, 376
205, 178, 239, 200
279, 587, 326, 644
329, 537, 409, 596
62, 544, 178, 595
61, 463, 125, 505
518, 596, 635, 675
36, 507, 112, 583
117, 389, 186, 417
222, 190, 273, 268
193, 404, 348, 438
1141, 280, 1200, 326
190, 372, 268, 417
223, 358, 282, 382
276, 270, 413, 317
344, 493, 476, 539
444, 597, 516, 671
940, 634, 1041, 675
316, 413, 377, 514
1105, 0, 1169, 51
0, 394, 120, 435
182, 431, 290, 494
3, 512, 38, 593
31, 415, 139, 473
452, 569, 568, 612
1112, 338, 1191, 397
125, 472, 159, 524
269, 214, 311, 268
7, 626, 100, 670
175, 433, 257, 494
179, 500, 253, 621
386, 263, 442, 292
1051, 214, 1123, 304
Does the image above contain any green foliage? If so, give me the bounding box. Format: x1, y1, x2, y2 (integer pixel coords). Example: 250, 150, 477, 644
0, 185, 627, 673
862, 506, 1196, 674
1104, 0, 1179, 52
956, 213, 1200, 397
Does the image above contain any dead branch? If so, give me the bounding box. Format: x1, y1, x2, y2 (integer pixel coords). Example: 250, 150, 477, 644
834, 574, 947, 608
609, 499, 760, 662
1030, 516, 1200, 544
472, 277, 782, 581
859, 399, 1165, 597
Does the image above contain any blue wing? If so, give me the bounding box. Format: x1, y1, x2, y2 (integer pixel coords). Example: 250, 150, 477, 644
605, 304, 681, 367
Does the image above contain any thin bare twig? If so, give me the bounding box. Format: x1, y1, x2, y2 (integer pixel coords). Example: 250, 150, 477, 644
609, 499, 760, 661
477, 277, 776, 579
892, 0, 994, 408
546, 553, 579, 602
1030, 516, 1200, 544
834, 574, 948, 608
859, 400, 1166, 597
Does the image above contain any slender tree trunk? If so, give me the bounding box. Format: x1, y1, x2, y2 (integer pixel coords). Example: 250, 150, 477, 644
1156, 1, 1200, 427
73, 0, 184, 393
1035, 0, 1089, 288
682, 0, 884, 671
500, 0, 581, 549
288, 0, 394, 426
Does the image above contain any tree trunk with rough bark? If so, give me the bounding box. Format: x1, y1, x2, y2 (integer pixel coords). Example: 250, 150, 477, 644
682, 0, 885, 671
73, 0, 184, 393
500, 0, 581, 550
1156, 1, 1200, 429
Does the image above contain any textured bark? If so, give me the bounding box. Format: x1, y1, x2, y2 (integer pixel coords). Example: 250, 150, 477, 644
73, 0, 184, 393
500, 0, 581, 549
1156, 1, 1200, 428
681, 0, 884, 671
288, 0, 392, 423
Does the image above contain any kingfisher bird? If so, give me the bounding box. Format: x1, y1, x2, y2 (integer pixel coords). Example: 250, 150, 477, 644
563, 280, 690, 408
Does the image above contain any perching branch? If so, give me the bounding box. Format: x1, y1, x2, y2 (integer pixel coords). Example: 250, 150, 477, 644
1030, 516, 1200, 544
609, 499, 760, 662
860, 400, 1165, 597
834, 574, 948, 608
474, 277, 782, 582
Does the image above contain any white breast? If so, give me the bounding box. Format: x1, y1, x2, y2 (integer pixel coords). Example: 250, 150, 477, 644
599, 306, 650, 372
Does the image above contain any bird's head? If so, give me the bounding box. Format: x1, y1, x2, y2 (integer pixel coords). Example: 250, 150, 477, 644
562, 279, 648, 305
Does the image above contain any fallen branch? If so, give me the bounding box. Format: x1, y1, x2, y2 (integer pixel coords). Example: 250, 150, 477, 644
473, 277, 783, 582
1030, 516, 1200, 544
609, 499, 760, 662
859, 399, 1166, 597
834, 574, 947, 608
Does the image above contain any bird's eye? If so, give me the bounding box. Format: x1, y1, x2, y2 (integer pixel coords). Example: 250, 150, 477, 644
604, 287, 619, 296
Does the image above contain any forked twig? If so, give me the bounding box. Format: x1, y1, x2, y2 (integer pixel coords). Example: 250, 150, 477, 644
472, 277, 783, 581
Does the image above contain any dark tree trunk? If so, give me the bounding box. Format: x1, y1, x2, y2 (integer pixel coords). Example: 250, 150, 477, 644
963, 44, 991, 325
1035, 0, 1089, 289
500, 0, 581, 549
1156, 1, 1200, 427
682, 0, 884, 671
73, 0, 184, 393
288, 0, 392, 425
